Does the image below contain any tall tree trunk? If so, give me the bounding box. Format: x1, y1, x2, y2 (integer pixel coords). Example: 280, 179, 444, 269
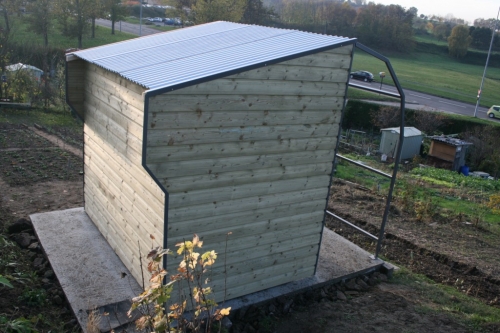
3, 10, 10, 33
111, 19, 115, 34
92, 17, 95, 38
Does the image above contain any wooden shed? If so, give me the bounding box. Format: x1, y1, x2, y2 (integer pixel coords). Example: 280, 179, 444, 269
66, 21, 355, 302
428, 136, 472, 171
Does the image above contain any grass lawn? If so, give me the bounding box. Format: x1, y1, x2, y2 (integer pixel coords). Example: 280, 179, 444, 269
352, 48, 500, 107
7, 17, 136, 50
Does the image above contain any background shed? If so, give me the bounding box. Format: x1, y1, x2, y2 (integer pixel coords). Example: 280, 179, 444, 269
428, 136, 472, 171
379, 126, 422, 160
66, 21, 355, 302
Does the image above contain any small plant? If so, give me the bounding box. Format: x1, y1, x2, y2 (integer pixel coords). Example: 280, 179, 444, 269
18, 288, 47, 307
0, 316, 37, 333
487, 194, 500, 215
0, 275, 13, 288
128, 234, 231, 333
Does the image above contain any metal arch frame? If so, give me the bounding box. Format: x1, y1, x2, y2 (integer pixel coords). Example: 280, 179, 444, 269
332, 42, 406, 259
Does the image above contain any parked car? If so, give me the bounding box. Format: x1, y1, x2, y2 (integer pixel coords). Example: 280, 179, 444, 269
487, 105, 500, 119
350, 70, 374, 82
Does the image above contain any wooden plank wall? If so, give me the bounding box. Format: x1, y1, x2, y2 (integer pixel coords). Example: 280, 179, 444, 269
82, 63, 165, 286
146, 46, 352, 301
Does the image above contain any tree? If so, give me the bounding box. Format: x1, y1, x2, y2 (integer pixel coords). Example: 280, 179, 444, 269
193, 0, 246, 24
448, 25, 472, 58
26, 0, 52, 46
241, 0, 274, 25
354, 4, 415, 52
54, 0, 95, 49
104, 0, 127, 34
323, 2, 356, 37
469, 26, 493, 49
0, 0, 22, 34
164, 0, 195, 27
432, 22, 453, 41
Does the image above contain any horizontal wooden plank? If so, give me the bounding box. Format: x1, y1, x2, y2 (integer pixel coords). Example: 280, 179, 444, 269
84, 190, 145, 284
85, 66, 145, 111
84, 82, 144, 129
168, 187, 327, 222
84, 145, 164, 226
84, 127, 165, 203
148, 148, 335, 179
147, 123, 340, 147
85, 155, 163, 234
167, 232, 320, 273
84, 94, 143, 143
168, 79, 345, 96
226, 66, 348, 83
148, 109, 341, 130
85, 171, 159, 251
169, 175, 329, 208
281, 52, 351, 68
148, 94, 343, 113
161, 162, 334, 193
324, 45, 354, 55
147, 136, 337, 164
217, 265, 315, 301
85, 106, 143, 162
168, 211, 324, 255
168, 198, 326, 236
87, 63, 146, 96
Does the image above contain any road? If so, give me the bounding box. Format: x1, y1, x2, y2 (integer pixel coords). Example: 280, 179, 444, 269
94, 19, 492, 120
351, 79, 490, 120
95, 18, 162, 36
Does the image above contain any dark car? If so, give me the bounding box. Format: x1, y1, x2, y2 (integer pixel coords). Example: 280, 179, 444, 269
350, 70, 374, 82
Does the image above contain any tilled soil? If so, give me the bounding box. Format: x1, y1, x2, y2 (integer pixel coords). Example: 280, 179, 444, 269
327, 180, 500, 307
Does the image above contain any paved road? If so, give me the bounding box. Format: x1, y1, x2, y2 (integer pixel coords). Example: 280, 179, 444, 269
96, 18, 162, 36
351, 79, 491, 120
95, 19, 494, 121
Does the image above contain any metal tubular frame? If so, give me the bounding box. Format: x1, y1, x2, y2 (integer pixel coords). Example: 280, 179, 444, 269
332, 42, 405, 259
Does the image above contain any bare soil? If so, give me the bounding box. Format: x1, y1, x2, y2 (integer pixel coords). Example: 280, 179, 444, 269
1, 126, 499, 333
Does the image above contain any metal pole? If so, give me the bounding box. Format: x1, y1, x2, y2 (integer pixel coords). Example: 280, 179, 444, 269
474, 7, 499, 117
139, 2, 143, 36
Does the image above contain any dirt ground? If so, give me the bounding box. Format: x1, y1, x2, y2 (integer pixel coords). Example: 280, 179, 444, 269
1, 125, 500, 333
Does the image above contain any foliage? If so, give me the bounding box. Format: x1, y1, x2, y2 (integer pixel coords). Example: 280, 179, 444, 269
487, 194, 500, 214
3, 68, 42, 103
18, 288, 48, 307
0, 316, 37, 333
410, 167, 500, 192
193, 0, 247, 24
469, 26, 494, 50
25, 0, 52, 46
370, 106, 400, 129
0, 274, 13, 288
354, 3, 415, 52
448, 25, 472, 59
128, 234, 231, 333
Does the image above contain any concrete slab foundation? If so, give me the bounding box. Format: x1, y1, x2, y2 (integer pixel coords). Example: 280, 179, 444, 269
31, 207, 384, 332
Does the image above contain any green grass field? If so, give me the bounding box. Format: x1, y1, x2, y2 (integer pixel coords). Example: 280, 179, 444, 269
352, 47, 500, 107
7, 17, 136, 50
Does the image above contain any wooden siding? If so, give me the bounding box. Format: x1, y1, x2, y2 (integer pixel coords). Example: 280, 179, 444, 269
82, 64, 164, 287
146, 46, 352, 301
429, 141, 456, 162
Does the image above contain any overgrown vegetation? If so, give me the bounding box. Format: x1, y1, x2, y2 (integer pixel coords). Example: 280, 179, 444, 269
124, 234, 231, 333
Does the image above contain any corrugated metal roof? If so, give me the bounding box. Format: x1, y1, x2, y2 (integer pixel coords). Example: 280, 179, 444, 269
381, 127, 422, 137
68, 21, 354, 91
429, 136, 472, 146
